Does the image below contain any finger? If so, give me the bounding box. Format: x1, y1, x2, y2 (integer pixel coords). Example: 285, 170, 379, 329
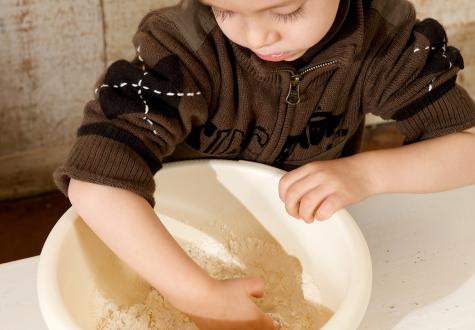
278, 163, 318, 202
299, 186, 333, 223
314, 194, 344, 221
283, 175, 321, 219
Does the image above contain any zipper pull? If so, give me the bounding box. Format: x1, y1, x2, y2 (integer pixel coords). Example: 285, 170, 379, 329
286, 74, 302, 105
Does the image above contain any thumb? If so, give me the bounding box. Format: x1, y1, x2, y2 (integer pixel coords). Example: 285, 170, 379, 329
232, 276, 265, 298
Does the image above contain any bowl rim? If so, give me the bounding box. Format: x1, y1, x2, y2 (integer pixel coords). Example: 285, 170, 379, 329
37, 206, 81, 330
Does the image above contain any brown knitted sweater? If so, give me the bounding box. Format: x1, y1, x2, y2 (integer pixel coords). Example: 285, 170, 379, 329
54, 0, 475, 207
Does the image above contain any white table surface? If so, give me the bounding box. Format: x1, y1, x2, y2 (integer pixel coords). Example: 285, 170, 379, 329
348, 184, 475, 330
0, 257, 48, 330
1, 184, 475, 330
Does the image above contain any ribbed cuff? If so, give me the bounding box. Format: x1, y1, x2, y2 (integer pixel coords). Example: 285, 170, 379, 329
398, 84, 475, 143
53, 135, 157, 207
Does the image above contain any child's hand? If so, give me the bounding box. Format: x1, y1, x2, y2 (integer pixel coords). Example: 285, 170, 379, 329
279, 157, 375, 223
183, 277, 277, 330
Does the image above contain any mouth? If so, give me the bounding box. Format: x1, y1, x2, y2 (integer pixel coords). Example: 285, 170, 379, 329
255, 51, 293, 62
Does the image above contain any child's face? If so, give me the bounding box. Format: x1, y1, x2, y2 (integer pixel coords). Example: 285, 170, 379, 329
200, 0, 341, 62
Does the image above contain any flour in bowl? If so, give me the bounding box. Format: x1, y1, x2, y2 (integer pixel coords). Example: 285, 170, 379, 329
94, 226, 333, 329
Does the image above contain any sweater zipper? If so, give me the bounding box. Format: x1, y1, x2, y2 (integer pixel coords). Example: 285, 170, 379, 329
285, 59, 338, 105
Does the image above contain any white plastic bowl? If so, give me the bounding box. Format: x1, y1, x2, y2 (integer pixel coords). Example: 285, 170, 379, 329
37, 160, 372, 329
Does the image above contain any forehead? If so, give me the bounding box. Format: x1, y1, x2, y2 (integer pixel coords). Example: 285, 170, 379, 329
200, 0, 299, 12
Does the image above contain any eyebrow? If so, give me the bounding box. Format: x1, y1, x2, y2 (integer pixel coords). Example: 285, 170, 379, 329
200, 0, 298, 11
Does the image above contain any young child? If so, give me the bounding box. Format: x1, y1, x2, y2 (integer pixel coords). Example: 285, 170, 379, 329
54, 0, 475, 328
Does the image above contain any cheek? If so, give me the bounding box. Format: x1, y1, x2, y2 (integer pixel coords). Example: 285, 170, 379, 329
294, 1, 339, 46
216, 21, 243, 45
281, 24, 323, 50
296, 19, 332, 46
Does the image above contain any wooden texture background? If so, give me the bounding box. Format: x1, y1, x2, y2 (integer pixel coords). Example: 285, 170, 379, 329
0, 0, 473, 200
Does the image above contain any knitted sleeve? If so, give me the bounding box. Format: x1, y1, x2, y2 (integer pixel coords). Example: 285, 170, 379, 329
363, 16, 475, 144
53, 16, 210, 207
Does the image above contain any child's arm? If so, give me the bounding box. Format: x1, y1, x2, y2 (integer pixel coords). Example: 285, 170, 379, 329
68, 178, 276, 329
356, 126, 475, 194
279, 127, 475, 223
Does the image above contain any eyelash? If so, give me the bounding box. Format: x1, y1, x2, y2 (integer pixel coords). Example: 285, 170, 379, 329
212, 7, 305, 23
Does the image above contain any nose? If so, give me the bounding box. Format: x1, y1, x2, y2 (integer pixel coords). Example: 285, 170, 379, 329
243, 20, 279, 50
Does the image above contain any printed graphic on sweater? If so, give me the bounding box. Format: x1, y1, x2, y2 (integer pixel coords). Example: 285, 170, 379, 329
187, 122, 270, 156
276, 107, 348, 163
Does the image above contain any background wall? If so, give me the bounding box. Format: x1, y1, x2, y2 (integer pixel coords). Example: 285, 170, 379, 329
0, 0, 473, 200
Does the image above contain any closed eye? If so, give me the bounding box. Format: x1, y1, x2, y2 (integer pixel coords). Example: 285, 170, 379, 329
212, 6, 305, 23
274, 7, 305, 23
211, 7, 233, 21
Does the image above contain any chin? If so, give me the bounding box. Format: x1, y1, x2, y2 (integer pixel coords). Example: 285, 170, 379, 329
284, 51, 306, 61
